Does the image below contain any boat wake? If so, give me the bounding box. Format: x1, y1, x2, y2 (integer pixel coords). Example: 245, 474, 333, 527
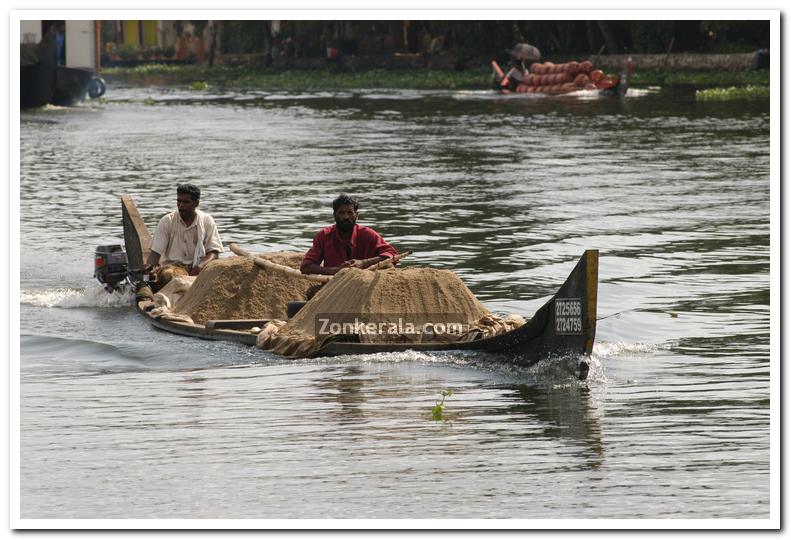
20, 333, 260, 378
316, 349, 590, 384
20, 286, 135, 308
585, 341, 675, 383
593, 341, 670, 357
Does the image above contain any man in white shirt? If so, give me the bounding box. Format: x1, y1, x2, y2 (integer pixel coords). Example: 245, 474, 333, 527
144, 183, 224, 289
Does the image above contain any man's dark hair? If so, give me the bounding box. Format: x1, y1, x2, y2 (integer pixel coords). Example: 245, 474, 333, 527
177, 183, 201, 202
332, 193, 359, 212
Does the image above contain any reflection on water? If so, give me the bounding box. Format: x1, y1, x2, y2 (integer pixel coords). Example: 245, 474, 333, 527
316, 365, 368, 423
18, 86, 770, 519
510, 384, 603, 463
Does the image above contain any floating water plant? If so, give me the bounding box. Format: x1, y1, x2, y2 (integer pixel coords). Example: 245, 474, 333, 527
696, 85, 769, 101
432, 389, 454, 421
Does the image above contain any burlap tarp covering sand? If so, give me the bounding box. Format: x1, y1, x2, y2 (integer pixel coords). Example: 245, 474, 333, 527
257, 267, 525, 358
158, 252, 314, 325
149, 275, 197, 323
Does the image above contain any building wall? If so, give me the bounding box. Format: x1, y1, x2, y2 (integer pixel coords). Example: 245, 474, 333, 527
122, 20, 140, 45
65, 20, 96, 68
141, 21, 158, 46
159, 21, 178, 49
20, 20, 42, 44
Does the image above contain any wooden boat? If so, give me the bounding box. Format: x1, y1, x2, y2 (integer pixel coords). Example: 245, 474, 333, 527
121, 195, 598, 378
20, 31, 57, 109
20, 23, 106, 110
53, 65, 104, 107
492, 58, 632, 98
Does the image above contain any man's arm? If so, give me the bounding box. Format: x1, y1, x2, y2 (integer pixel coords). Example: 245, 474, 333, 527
144, 250, 161, 271
145, 215, 171, 271
340, 228, 397, 270
301, 262, 342, 275
300, 230, 335, 275
190, 251, 219, 276
190, 216, 224, 275
203, 216, 224, 255
341, 256, 387, 270
370, 228, 398, 263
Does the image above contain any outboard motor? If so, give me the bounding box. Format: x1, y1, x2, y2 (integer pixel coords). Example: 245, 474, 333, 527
94, 245, 129, 292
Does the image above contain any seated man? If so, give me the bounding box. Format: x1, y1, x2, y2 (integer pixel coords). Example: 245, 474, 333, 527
144, 183, 224, 290
494, 42, 541, 91
301, 194, 398, 276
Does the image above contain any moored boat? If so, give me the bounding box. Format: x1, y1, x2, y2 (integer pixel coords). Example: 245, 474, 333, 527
53, 65, 105, 107
20, 21, 106, 109
20, 30, 57, 109
108, 195, 598, 379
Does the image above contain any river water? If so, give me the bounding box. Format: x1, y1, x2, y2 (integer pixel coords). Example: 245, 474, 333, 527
17, 83, 773, 523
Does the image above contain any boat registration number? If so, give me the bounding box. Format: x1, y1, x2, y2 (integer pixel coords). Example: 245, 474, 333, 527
555, 298, 583, 335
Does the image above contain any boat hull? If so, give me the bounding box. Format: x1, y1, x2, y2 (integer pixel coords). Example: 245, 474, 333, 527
21, 64, 56, 109
52, 66, 95, 107
21, 30, 104, 109
123, 195, 598, 376
20, 36, 57, 109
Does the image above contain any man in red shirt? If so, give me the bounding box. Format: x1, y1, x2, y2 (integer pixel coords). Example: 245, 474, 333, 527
301, 194, 398, 276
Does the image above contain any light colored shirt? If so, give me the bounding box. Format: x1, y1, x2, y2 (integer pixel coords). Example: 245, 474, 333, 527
150, 209, 223, 267
506, 66, 525, 82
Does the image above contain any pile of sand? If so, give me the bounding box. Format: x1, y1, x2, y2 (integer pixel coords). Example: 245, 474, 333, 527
257, 266, 525, 358
172, 252, 313, 324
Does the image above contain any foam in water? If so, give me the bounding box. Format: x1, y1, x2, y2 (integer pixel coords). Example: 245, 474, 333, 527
587, 341, 675, 383
592, 340, 670, 357
318, 349, 590, 385
20, 286, 135, 308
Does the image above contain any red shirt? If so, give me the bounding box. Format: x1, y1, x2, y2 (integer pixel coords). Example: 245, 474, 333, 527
301, 224, 398, 269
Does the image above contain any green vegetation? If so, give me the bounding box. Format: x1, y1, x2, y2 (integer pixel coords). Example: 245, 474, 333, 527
432, 389, 454, 421
103, 63, 768, 91
103, 64, 490, 90
695, 85, 770, 101
630, 69, 769, 88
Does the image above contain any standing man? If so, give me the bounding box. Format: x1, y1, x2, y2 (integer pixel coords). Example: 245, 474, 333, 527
144, 183, 224, 289
54, 22, 66, 66
301, 194, 398, 276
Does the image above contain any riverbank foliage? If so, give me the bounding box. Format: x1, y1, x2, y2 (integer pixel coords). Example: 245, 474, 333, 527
105, 20, 769, 61
103, 65, 491, 90
104, 63, 769, 91
630, 69, 769, 88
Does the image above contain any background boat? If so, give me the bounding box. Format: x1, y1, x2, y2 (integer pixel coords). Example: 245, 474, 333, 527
20, 20, 106, 109
20, 27, 57, 108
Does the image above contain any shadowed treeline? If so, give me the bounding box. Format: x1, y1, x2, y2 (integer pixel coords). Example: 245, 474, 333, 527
215, 20, 769, 57
102, 20, 769, 68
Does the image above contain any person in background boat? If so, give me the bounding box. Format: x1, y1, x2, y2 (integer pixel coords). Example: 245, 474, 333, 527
54, 22, 65, 66
300, 194, 398, 276
494, 42, 541, 91
143, 183, 224, 290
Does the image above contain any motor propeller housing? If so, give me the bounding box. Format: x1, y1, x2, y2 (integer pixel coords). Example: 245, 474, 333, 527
94, 244, 129, 292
